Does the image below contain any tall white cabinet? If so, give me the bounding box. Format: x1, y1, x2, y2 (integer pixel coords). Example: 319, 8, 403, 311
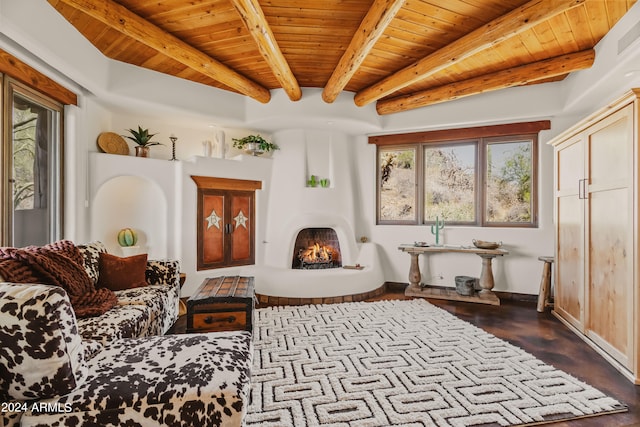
550, 89, 639, 384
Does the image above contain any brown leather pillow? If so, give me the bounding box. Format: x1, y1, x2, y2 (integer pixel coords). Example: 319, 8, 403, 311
97, 252, 148, 291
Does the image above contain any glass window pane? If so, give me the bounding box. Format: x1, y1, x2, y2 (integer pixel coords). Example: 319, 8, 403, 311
9, 87, 62, 247
378, 147, 416, 222
486, 140, 533, 223
12, 103, 37, 210
424, 144, 476, 223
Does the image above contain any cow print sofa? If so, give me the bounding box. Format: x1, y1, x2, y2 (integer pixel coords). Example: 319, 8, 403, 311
74, 241, 182, 343
0, 242, 253, 427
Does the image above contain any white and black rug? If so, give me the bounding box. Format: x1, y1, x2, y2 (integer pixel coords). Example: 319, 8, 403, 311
246, 299, 626, 426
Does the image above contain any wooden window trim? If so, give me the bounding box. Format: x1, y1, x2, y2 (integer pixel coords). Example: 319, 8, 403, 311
368, 120, 550, 146
0, 48, 77, 106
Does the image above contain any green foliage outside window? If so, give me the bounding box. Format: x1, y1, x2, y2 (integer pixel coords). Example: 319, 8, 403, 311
486, 141, 532, 223
377, 136, 536, 227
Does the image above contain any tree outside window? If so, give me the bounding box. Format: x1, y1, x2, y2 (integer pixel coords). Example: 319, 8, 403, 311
377, 147, 416, 223
486, 140, 533, 224
375, 132, 537, 227
12, 106, 39, 210
424, 144, 476, 223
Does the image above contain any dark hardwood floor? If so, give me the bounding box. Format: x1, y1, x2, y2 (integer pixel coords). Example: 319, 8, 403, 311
171, 287, 640, 427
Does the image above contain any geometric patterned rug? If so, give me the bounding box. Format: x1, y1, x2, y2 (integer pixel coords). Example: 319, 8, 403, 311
246, 299, 627, 426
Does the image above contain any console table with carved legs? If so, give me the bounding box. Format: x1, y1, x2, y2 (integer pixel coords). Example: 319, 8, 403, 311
398, 245, 509, 305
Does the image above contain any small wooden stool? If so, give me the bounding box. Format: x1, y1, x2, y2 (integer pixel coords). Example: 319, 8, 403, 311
537, 256, 554, 312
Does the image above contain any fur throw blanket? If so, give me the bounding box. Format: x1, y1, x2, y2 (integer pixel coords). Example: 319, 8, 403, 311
0, 240, 117, 318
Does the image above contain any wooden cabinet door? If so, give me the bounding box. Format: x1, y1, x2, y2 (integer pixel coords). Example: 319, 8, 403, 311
550, 90, 640, 383
554, 136, 585, 331
228, 191, 255, 266
197, 189, 255, 270
585, 104, 634, 369
200, 191, 226, 268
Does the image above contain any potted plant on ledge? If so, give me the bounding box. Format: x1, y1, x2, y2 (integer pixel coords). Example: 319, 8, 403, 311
232, 134, 278, 156
124, 126, 162, 157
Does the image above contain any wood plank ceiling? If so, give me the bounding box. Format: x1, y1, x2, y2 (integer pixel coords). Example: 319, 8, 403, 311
47, 0, 636, 115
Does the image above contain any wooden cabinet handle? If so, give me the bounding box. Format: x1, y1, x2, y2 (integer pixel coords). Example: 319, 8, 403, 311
204, 315, 236, 324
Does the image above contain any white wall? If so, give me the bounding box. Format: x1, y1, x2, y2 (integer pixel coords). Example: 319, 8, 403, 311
1, 0, 640, 296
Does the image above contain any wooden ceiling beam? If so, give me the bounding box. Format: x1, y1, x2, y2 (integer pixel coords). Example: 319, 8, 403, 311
49, 0, 271, 103
322, 0, 406, 103
376, 49, 595, 115
355, 0, 586, 107
229, 0, 301, 101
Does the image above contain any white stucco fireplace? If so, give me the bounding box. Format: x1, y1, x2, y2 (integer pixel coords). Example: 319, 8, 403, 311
252, 211, 384, 298
250, 128, 384, 298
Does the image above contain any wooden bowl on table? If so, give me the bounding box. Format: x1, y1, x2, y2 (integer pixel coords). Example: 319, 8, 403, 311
472, 239, 502, 250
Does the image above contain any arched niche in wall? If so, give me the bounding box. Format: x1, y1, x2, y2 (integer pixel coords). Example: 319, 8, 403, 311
91, 175, 168, 259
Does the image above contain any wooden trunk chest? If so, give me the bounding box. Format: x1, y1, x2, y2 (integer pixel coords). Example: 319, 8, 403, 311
187, 276, 255, 333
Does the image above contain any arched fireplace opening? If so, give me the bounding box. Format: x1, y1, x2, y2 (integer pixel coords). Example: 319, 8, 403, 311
291, 227, 342, 269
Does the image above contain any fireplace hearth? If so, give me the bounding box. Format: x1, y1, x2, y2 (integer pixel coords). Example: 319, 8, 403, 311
292, 227, 342, 269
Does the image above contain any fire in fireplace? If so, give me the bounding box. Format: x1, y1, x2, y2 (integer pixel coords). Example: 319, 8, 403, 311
292, 227, 342, 269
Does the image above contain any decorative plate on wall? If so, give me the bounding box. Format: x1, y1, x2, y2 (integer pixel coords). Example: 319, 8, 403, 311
97, 132, 129, 155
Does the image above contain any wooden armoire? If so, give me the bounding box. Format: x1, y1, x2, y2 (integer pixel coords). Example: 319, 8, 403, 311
549, 88, 639, 384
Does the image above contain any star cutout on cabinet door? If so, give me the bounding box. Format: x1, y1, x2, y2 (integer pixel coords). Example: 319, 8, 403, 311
234, 210, 248, 229
205, 209, 221, 230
